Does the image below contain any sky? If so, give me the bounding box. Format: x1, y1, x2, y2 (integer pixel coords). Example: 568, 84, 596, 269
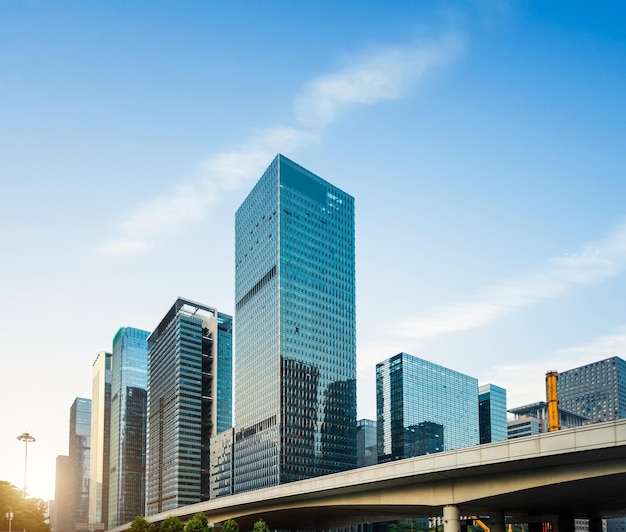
1, 0, 626, 503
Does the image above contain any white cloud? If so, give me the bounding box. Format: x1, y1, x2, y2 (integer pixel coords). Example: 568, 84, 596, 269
95, 34, 463, 256
391, 218, 626, 339
294, 34, 463, 128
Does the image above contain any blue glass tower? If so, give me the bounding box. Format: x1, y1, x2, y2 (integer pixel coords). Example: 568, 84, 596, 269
478, 383, 507, 443
145, 298, 232, 514
69, 397, 91, 532
234, 154, 356, 493
376, 353, 479, 463
108, 327, 149, 528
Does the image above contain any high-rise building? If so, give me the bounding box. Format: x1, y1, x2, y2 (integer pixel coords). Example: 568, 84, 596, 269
145, 298, 233, 515
356, 419, 377, 468
233, 154, 357, 493
209, 428, 235, 499
108, 327, 149, 528
69, 397, 91, 532
557, 356, 626, 423
89, 352, 111, 531
376, 353, 479, 463
478, 384, 507, 444
53, 455, 72, 532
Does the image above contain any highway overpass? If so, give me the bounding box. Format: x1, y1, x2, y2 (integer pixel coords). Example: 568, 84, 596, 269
112, 418, 626, 531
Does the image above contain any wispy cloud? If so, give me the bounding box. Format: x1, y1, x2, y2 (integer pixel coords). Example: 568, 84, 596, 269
95, 34, 463, 256
391, 219, 626, 338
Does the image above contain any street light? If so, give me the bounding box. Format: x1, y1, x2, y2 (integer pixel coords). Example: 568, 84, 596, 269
17, 432, 35, 497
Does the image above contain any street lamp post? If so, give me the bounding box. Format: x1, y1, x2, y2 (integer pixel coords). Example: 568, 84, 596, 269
17, 432, 36, 497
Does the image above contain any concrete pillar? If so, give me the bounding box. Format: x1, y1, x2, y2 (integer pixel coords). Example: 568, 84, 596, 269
489, 510, 505, 532
443, 505, 461, 532
589, 519, 603, 532
556, 515, 576, 532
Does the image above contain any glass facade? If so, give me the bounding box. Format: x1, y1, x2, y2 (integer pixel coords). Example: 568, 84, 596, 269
69, 397, 91, 531
234, 154, 357, 493
356, 419, 377, 468
89, 351, 111, 529
215, 312, 233, 434
108, 327, 149, 528
209, 428, 234, 499
557, 356, 626, 422
376, 353, 479, 463
478, 383, 507, 443
145, 298, 232, 515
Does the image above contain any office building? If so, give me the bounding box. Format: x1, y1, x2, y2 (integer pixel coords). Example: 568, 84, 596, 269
557, 356, 626, 422
69, 397, 91, 532
145, 298, 233, 514
234, 154, 357, 493
356, 419, 377, 468
89, 352, 111, 531
53, 455, 72, 532
108, 327, 150, 528
376, 353, 479, 463
507, 402, 588, 439
478, 384, 507, 444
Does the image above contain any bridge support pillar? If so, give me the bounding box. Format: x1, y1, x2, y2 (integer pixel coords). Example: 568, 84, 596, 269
555, 515, 576, 532
489, 510, 505, 532
443, 505, 461, 532
589, 518, 603, 532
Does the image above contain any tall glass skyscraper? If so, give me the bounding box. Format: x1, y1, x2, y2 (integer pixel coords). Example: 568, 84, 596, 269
145, 298, 233, 515
89, 351, 111, 530
376, 353, 479, 463
108, 327, 149, 528
69, 397, 91, 532
234, 154, 356, 493
478, 383, 507, 444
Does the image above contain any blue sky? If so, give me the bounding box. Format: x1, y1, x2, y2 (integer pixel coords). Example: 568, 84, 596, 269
1, 1, 626, 502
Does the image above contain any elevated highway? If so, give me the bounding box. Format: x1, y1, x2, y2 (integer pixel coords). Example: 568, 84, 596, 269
113, 419, 626, 531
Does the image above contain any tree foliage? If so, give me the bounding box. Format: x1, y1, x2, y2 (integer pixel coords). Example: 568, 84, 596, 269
129, 515, 154, 532
220, 519, 239, 532
184, 513, 212, 532
252, 518, 270, 532
0, 481, 50, 532
161, 515, 185, 532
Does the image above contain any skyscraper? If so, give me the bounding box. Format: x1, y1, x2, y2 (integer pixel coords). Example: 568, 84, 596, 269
557, 356, 626, 422
376, 353, 479, 463
69, 397, 91, 532
89, 352, 111, 530
234, 154, 357, 493
108, 327, 149, 528
478, 384, 507, 444
145, 298, 233, 515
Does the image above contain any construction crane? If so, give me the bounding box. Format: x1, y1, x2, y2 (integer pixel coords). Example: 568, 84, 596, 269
546, 370, 560, 432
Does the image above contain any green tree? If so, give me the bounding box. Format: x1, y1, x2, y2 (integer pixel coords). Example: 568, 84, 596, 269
0, 481, 50, 532
253, 518, 270, 532
221, 519, 239, 532
129, 515, 154, 532
161, 515, 185, 532
185, 513, 212, 532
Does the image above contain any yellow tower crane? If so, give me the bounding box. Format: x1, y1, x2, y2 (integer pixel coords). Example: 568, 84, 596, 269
546, 370, 560, 432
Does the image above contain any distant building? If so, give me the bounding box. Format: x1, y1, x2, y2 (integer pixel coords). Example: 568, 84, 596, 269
376, 353, 479, 463
53, 455, 72, 532
89, 351, 111, 530
108, 327, 150, 528
356, 419, 377, 468
507, 401, 589, 439
557, 356, 626, 422
478, 384, 507, 443
233, 154, 357, 493
145, 298, 232, 514
69, 397, 91, 532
